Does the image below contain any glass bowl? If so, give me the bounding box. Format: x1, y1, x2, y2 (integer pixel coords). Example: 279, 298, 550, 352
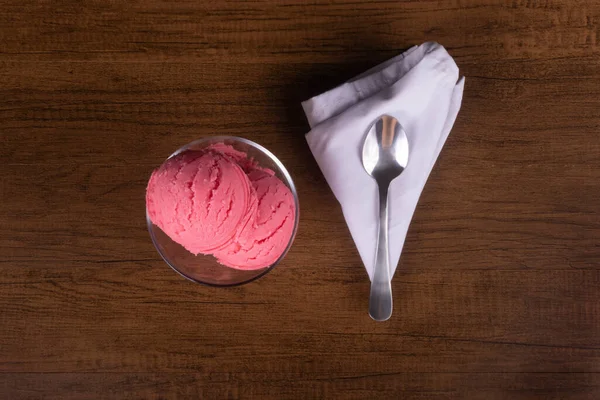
146, 136, 299, 287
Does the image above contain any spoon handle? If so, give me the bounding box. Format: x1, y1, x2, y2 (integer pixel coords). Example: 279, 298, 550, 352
369, 181, 393, 321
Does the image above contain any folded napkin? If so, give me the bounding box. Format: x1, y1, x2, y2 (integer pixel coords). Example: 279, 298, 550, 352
302, 42, 465, 281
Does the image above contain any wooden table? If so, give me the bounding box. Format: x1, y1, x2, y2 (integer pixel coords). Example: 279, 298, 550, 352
2, 0, 600, 399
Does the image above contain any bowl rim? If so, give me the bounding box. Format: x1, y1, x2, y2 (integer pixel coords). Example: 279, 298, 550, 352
146, 136, 300, 287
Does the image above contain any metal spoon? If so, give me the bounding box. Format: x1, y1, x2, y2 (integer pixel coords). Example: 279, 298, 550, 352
362, 115, 409, 321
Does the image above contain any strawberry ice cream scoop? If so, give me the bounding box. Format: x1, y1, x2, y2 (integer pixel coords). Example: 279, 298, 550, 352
213, 168, 296, 270
146, 150, 255, 254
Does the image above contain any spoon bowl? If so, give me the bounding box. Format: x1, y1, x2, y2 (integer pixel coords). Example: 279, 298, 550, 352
362, 116, 409, 179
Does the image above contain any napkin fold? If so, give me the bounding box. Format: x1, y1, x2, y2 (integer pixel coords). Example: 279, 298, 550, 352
302, 42, 465, 280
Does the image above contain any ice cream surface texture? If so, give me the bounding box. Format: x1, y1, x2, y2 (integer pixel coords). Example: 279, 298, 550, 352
213, 169, 296, 270
146, 143, 296, 270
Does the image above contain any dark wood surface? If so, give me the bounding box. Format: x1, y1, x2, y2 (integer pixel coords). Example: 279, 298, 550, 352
2, 0, 600, 399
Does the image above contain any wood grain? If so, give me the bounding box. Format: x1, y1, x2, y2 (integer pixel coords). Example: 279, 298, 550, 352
2, 0, 600, 398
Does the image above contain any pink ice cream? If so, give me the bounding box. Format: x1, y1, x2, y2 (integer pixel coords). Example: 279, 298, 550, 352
146, 143, 296, 270
146, 149, 256, 254
213, 169, 296, 270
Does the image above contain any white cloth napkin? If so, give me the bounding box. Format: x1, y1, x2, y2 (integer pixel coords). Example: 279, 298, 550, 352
302, 42, 465, 281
